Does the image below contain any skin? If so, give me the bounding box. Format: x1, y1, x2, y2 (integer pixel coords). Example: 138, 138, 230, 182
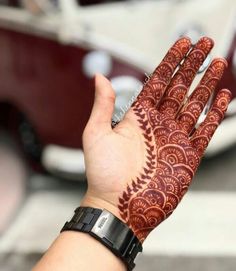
33, 36, 231, 271
33, 231, 126, 271
83, 36, 231, 242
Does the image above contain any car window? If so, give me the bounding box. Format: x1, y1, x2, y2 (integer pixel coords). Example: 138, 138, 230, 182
0, 0, 21, 7
78, 0, 126, 6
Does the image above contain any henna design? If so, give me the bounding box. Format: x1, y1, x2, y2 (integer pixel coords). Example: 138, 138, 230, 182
118, 37, 231, 242
178, 58, 227, 134
136, 37, 192, 108
158, 37, 214, 116
191, 89, 231, 157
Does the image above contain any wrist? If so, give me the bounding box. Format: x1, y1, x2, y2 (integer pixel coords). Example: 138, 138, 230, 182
60, 205, 143, 271
33, 231, 126, 271
81, 194, 125, 223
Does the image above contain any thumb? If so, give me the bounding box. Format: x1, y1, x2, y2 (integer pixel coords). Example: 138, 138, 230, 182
87, 73, 116, 131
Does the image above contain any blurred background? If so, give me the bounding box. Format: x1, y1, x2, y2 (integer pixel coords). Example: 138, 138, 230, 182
0, 0, 236, 270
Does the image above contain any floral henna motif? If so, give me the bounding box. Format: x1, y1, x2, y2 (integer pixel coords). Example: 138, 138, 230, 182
158, 37, 214, 116
178, 58, 228, 134
137, 37, 192, 108
191, 89, 232, 157
118, 37, 231, 242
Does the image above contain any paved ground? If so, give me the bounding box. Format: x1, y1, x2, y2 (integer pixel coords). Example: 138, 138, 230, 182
1, 253, 236, 271
0, 144, 236, 271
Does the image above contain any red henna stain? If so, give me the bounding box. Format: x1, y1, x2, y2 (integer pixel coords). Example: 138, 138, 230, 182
118, 37, 231, 242
158, 37, 214, 116
178, 58, 228, 134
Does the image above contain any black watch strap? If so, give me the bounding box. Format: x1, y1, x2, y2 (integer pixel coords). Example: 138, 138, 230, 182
61, 207, 143, 271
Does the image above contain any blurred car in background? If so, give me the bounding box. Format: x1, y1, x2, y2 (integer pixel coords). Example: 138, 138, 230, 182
0, 0, 235, 181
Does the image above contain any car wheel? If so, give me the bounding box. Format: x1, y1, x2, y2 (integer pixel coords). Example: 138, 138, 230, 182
0, 130, 28, 234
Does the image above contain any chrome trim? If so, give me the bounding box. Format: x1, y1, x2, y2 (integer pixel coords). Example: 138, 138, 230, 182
41, 144, 86, 180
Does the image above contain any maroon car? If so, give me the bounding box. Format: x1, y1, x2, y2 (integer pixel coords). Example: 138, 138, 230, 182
0, 0, 235, 180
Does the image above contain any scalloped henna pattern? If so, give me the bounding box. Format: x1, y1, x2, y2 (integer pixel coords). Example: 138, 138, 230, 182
118, 37, 231, 242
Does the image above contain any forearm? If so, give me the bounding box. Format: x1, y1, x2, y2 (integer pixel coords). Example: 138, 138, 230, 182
33, 231, 126, 271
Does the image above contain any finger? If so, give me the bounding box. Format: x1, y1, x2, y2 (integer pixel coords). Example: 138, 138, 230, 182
177, 58, 227, 134
86, 73, 115, 132
158, 37, 214, 116
191, 89, 232, 157
135, 37, 192, 110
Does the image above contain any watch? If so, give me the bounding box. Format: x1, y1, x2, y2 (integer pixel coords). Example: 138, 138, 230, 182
61, 207, 143, 270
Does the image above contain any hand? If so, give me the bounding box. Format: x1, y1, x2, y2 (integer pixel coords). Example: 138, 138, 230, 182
82, 37, 231, 242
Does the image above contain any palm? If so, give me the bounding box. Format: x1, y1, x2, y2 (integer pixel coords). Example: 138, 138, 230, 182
83, 120, 145, 199
83, 36, 231, 242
